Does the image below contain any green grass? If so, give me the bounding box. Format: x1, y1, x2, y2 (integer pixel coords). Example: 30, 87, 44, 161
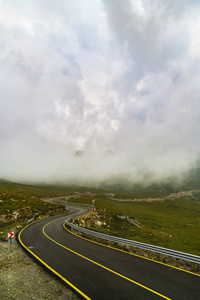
0, 179, 200, 255
0, 180, 103, 215
67, 194, 200, 255
0, 181, 75, 234
0, 180, 105, 236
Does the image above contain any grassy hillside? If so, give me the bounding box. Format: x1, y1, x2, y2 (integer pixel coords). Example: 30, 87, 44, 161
0, 178, 200, 255
0, 180, 105, 239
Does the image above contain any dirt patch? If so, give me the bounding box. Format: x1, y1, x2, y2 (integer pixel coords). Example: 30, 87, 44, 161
104, 190, 200, 202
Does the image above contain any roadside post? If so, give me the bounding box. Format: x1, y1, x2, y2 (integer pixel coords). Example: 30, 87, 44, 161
8, 231, 14, 253
92, 200, 96, 211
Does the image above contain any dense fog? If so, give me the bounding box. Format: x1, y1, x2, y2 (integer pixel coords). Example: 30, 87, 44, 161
0, 0, 200, 186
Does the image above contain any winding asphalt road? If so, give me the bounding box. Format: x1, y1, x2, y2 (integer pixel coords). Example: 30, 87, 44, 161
18, 206, 200, 300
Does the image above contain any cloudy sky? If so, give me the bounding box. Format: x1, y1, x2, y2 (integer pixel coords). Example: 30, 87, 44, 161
0, 0, 200, 185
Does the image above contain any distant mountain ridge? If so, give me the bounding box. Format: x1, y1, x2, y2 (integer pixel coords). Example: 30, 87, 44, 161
0, 178, 10, 183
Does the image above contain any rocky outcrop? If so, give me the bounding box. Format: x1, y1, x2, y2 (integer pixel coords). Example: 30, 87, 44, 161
71, 209, 142, 232
72, 215, 102, 229
115, 213, 141, 228
0, 206, 69, 226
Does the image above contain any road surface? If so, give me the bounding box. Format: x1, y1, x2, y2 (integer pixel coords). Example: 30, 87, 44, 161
18, 206, 200, 300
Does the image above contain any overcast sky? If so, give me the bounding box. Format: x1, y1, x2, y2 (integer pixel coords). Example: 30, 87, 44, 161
0, 0, 200, 185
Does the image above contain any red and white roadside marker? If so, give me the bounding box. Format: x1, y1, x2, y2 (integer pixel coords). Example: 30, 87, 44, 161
8, 231, 14, 253
8, 231, 14, 239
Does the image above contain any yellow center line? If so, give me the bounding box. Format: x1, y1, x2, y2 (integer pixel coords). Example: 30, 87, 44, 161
43, 218, 171, 300
18, 217, 91, 300
64, 218, 200, 278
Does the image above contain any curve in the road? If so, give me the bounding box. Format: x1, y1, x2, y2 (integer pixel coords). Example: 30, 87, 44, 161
43, 218, 170, 300
63, 222, 200, 278
18, 207, 91, 299
17, 206, 200, 300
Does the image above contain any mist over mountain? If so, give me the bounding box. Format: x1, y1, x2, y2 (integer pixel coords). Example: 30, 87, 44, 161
0, 1, 200, 186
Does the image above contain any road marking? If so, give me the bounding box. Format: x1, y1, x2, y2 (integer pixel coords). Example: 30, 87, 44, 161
18, 217, 91, 300
64, 222, 200, 278
43, 219, 171, 300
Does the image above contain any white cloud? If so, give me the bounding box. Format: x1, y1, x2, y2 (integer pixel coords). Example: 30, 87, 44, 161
0, 0, 200, 185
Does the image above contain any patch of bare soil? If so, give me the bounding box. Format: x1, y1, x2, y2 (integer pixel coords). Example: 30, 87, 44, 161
0, 242, 80, 300
105, 190, 200, 202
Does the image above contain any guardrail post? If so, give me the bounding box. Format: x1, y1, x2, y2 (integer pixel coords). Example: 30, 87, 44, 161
183, 261, 185, 269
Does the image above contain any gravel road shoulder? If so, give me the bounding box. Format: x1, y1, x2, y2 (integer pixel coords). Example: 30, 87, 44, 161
0, 241, 80, 300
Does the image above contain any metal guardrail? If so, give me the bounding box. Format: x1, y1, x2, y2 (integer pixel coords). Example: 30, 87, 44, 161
51, 199, 95, 208
46, 198, 200, 267
65, 218, 200, 266
26, 217, 35, 225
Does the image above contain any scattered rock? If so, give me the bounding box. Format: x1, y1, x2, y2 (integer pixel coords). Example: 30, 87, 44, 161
80, 219, 85, 225
16, 225, 23, 229
95, 221, 102, 227
115, 213, 141, 228
13, 212, 20, 220
116, 213, 126, 220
